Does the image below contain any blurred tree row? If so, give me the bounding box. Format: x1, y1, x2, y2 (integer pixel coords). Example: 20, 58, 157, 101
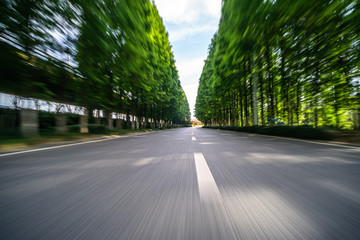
0, 0, 190, 125
195, 0, 360, 129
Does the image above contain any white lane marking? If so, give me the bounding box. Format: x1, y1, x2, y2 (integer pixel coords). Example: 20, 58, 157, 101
0, 132, 151, 157
194, 153, 240, 238
191, 132, 194, 135
194, 153, 222, 203
192, 137, 196, 141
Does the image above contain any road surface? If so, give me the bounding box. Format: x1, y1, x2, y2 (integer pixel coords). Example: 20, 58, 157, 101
0, 128, 359, 239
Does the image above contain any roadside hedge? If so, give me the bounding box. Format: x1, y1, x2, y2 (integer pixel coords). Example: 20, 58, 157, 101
68, 124, 110, 134
203, 126, 336, 140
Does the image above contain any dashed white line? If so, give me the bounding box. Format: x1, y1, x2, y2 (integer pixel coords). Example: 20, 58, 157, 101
194, 152, 222, 203
192, 136, 196, 141
194, 153, 240, 239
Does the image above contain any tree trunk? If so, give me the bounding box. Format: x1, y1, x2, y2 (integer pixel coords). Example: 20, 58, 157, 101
265, 44, 275, 124
243, 62, 249, 126
313, 67, 320, 128
106, 111, 113, 130
296, 78, 301, 125
126, 111, 130, 129
238, 91, 244, 127
252, 53, 258, 126
80, 108, 89, 133
258, 56, 265, 126
56, 113, 67, 134
21, 109, 39, 137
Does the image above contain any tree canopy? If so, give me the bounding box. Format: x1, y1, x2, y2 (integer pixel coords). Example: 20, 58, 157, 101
0, 0, 190, 125
195, 0, 360, 129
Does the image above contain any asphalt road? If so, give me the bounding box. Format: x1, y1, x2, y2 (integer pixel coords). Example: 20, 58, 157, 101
0, 128, 359, 239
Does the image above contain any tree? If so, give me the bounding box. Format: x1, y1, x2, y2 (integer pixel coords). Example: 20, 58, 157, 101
195, 0, 360, 129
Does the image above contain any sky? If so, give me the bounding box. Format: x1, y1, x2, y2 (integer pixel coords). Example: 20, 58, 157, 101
153, 0, 222, 119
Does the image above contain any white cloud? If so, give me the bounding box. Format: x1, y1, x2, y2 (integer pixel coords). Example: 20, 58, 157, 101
205, 0, 222, 18
169, 24, 217, 42
176, 57, 205, 85
176, 57, 205, 118
154, 0, 193, 23
183, 83, 199, 118
154, 0, 221, 23
154, 0, 222, 118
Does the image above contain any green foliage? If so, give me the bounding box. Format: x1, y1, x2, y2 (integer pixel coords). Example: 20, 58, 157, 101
68, 124, 109, 134
39, 111, 56, 131
0, 128, 22, 139
88, 124, 110, 134
66, 113, 80, 126
195, 0, 360, 130
0, 0, 190, 126
72, 0, 190, 124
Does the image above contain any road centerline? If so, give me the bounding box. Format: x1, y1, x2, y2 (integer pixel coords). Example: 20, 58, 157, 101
194, 152, 222, 203
192, 136, 196, 141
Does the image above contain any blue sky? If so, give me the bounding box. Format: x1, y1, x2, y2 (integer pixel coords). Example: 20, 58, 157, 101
154, 0, 222, 118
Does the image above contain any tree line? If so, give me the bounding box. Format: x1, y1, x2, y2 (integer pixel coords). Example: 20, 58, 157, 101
195, 0, 360, 129
0, 0, 190, 126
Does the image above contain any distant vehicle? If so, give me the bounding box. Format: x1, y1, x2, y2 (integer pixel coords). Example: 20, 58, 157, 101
267, 118, 285, 126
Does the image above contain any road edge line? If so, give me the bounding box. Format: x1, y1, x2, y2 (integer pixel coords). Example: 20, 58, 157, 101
0, 131, 154, 157
209, 129, 360, 150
